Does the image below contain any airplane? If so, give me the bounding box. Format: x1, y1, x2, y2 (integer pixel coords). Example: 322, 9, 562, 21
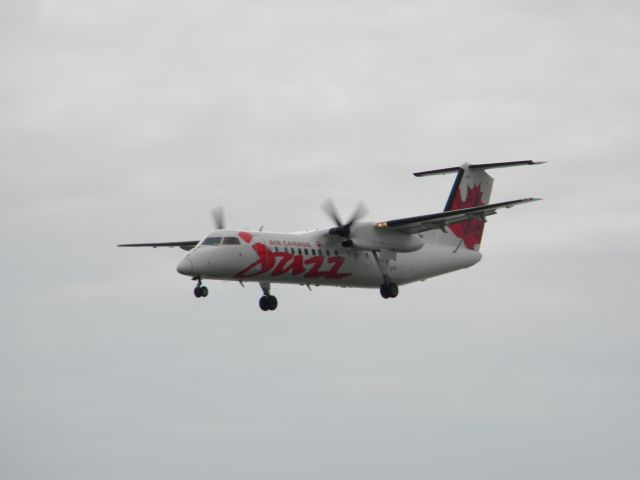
119, 160, 543, 311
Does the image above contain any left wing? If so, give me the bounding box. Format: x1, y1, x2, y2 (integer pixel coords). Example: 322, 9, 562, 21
118, 240, 199, 251
374, 198, 540, 234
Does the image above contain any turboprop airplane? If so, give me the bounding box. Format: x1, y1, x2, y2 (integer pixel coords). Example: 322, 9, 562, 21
119, 160, 543, 311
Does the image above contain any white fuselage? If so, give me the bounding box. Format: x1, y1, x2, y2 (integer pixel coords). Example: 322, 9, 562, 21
176, 225, 481, 289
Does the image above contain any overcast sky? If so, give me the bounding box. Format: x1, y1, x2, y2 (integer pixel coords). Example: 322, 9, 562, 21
1, 1, 639, 479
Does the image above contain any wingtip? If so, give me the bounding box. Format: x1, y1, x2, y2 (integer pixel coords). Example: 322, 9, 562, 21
520, 160, 546, 165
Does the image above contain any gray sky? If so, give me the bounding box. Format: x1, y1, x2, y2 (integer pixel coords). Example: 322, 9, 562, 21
1, 1, 639, 479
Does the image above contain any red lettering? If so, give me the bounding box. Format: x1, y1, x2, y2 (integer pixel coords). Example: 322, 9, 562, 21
234, 243, 275, 278
324, 256, 351, 279
272, 253, 305, 276
303, 256, 325, 278
235, 244, 351, 280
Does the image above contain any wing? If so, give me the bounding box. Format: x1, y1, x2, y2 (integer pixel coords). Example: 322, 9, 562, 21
117, 241, 199, 251
374, 198, 540, 234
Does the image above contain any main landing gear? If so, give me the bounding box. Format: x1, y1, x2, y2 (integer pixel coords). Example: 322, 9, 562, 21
259, 295, 278, 311
371, 251, 399, 300
380, 281, 399, 299
259, 281, 278, 311
193, 277, 208, 298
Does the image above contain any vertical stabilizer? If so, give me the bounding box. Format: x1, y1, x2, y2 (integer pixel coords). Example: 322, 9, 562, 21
444, 164, 493, 251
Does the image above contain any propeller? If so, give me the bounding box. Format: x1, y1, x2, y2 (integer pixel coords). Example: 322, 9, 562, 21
322, 199, 368, 241
211, 206, 226, 230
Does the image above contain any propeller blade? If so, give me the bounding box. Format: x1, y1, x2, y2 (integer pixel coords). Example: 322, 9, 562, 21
345, 201, 369, 226
323, 199, 368, 238
321, 198, 343, 227
211, 206, 225, 230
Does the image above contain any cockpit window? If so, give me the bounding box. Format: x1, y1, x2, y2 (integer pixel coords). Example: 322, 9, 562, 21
222, 236, 240, 245
202, 237, 222, 246
202, 236, 241, 246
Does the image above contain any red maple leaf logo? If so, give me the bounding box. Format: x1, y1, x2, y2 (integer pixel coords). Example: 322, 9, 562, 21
449, 183, 485, 250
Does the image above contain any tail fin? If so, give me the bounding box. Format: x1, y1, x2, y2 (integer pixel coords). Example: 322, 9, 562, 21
414, 160, 544, 251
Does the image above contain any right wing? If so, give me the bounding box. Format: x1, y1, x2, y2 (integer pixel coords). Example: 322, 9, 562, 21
117, 241, 199, 251
375, 198, 540, 235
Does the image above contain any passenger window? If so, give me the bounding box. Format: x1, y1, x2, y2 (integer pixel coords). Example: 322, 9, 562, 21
298, 249, 302, 255
222, 237, 240, 245
311, 249, 316, 255
304, 249, 308, 255
203, 237, 222, 246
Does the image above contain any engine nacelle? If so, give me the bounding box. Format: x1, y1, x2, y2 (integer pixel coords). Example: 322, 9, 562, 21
346, 223, 424, 252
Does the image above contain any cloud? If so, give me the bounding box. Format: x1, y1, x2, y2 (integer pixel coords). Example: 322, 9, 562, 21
1, 1, 639, 479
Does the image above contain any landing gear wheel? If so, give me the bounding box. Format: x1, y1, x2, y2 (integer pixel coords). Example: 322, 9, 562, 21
259, 295, 278, 311
194, 284, 208, 298
380, 282, 399, 299
259, 296, 270, 311
267, 295, 278, 311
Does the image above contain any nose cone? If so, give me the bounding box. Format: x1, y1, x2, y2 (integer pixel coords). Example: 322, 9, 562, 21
176, 256, 193, 276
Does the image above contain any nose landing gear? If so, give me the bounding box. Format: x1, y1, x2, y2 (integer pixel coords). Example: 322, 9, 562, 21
193, 277, 208, 298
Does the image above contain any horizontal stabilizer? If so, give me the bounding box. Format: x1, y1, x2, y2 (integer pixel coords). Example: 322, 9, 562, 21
413, 160, 544, 177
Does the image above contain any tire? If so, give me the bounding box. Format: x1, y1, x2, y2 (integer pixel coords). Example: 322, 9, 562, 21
259, 296, 270, 311
267, 295, 278, 311
380, 284, 390, 299
389, 283, 399, 298
194, 286, 202, 298
200, 286, 209, 297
